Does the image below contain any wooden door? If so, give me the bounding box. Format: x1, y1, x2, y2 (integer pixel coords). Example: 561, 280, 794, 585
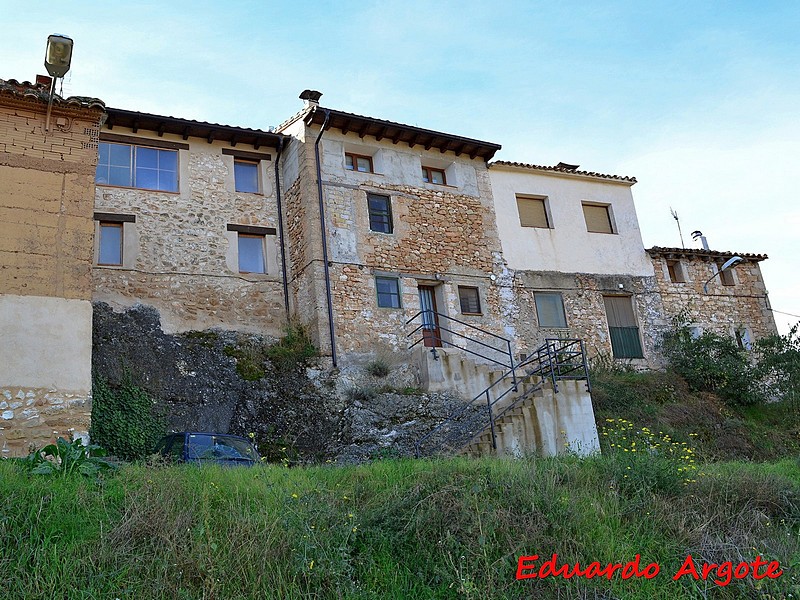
418, 285, 442, 347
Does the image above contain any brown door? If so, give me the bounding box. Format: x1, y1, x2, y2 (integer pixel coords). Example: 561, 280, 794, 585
418, 285, 442, 347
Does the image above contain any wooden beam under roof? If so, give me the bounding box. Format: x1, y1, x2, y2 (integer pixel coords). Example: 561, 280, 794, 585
391, 130, 403, 144
375, 126, 387, 142
157, 123, 166, 137
207, 131, 215, 144
358, 122, 370, 139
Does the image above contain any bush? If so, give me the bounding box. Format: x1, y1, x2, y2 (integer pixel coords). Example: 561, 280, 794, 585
661, 318, 763, 406
90, 375, 165, 461
365, 358, 390, 378
756, 323, 800, 407
265, 323, 318, 370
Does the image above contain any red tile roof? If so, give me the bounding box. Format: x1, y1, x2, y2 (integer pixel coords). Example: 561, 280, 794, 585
0, 78, 104, 110
490, 160, 637, 183
647, 247, 768, 262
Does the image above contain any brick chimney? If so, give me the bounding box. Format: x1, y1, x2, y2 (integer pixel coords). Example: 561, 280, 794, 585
299, 89, 323, 108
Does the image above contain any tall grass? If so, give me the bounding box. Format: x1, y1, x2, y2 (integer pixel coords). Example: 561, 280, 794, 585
2, 456, 799, 599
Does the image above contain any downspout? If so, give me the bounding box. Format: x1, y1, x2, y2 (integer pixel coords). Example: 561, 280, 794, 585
313, 109, 337, 367
273, 136, 290, 322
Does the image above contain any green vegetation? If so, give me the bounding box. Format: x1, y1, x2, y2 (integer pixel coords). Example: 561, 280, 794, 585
365, 358, 391, 378
1, 456, 798, 599
265, 323, 318, 371
223, 341, 268, 380
90, 375, 165, 461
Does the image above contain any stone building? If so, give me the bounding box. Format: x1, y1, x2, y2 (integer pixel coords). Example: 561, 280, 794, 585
0, 77, 105, 455
93, 108, 286, 335
647, 246, 776, 347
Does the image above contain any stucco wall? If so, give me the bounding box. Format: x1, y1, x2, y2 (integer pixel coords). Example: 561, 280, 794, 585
92, 127, 287, 335
488, 165, 653, 276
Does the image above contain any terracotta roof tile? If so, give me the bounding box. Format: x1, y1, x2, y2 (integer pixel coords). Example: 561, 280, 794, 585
0, 78, 104, 110
490, 160, 637, 183
647, 246, 768, 262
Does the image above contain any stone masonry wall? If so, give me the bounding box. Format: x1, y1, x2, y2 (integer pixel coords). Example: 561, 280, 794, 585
92, 129, 287, 335
650, 254, 777, 341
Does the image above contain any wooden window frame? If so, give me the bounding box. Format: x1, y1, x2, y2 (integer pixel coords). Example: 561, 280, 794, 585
516, 196, 551, 229
422, 166, 446, 185
458, 286, 482, 315
582, 202, 615, 234
717, 263, 736, 286
666, 260, 686, 283
95, 141, 179, 193
367, 193, 393, 234
97, 222, 124, 266
233, 158, 260, 194
375, 276, 402, 308
345, 152, 374, 173
237, 233, 267, 274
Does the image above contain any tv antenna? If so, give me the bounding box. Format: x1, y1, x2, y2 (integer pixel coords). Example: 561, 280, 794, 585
670, 207, 685, 248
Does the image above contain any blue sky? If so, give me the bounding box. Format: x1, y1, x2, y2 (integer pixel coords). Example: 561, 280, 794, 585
2, 0, 798, 333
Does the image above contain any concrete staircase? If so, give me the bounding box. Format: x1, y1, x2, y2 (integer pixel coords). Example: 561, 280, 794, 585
413, 341, 600, 458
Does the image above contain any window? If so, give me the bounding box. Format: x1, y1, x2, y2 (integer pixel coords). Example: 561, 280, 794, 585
603, 296, 643, 359
582, 203, 614, 234
735, 328, 752, 351
667, 260, 686, 283
237, 234, 266, 274
717, 263, 736, 286
96, 142, 178, 192
458, 286, 481, 315
98, 222, 123, 266
422, 166, 446, 185
367, 193, 393, 233
234, 159, 259, 193
517, 196, 550, 228
345, 152, 373, 173
376, 276, 401, 308
534, 292, 567, 328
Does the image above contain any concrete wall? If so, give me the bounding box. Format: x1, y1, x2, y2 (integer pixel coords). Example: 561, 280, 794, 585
488, 164, 653, 276
92, 126, 287, 335
0, 91, 102, 455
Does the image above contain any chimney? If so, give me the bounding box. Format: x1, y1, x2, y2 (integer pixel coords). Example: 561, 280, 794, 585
691, 230, 710, 250
35, 74, 53, 89
299, 89, 323, 108
556, 162, 579, 171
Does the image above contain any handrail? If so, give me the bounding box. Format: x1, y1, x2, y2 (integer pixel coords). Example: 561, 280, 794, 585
414, 337, 590, 457
406, 309, 517, 387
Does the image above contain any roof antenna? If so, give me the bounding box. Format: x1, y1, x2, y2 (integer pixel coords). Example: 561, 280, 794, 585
670, 207, 685, 248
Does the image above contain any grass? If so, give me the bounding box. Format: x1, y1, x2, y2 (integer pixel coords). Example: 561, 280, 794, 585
2, 455, 800, 599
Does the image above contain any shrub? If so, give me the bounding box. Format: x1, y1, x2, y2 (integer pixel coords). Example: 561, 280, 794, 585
661, 318, 763, 406
266, 323, 318, 370
27, 437, 115, 478
224, 341, 267, 380
756, 322, 800, 407
90, 375, 165, 461
365, 358, 390, 378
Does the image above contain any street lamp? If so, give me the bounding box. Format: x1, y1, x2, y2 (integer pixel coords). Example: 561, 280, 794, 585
703, 256, 743, 293
43, 34, 74, 132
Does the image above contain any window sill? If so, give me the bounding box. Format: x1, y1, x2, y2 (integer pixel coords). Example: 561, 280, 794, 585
586, 230, 617, 235
96, 183, 180, 195
460, 312, 483, 317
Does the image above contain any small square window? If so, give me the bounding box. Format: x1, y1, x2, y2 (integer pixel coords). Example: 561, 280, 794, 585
98, 222, 123, 266
238, 234, 266, 274
345, 152, 373, 173
234, 159, 259, 193
376, 276, 401, 308
367, 193, 393, 233
458, 286, 482, 315
718, 263, 736, 286
534, 292, 567, 328
667, 260, 686, 283
422, 166, 446, 185
582, 203, 614, 234
516, 196, 550, 228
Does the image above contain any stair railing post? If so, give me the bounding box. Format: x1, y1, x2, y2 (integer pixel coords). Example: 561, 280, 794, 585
548, 341, 558, 393
580, 339, 592, 392
485, 390, 497, 450
507, 339, 517, 391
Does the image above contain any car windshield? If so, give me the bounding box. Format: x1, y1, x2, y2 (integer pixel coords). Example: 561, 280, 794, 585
186, 434, 257, 461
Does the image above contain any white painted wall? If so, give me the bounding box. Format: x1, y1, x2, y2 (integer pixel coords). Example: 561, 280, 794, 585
489, 165, 654, 276
0, 295, 92, 392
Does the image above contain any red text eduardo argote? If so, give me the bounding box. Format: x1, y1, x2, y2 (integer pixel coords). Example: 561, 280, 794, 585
516, 553, 783, 587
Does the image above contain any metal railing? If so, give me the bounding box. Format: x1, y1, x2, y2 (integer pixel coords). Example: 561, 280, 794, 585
406, 310, 517, 387
414, 338, 590, 457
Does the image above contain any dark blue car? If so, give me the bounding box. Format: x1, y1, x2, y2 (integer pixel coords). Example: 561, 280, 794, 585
155, 432, 260, 465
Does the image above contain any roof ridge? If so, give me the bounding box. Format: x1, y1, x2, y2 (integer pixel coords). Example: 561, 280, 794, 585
490, 160, 636, 183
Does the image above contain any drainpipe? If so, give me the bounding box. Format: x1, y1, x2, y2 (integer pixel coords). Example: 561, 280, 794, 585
273, 136, 290, 322
313, 109, 337, 367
